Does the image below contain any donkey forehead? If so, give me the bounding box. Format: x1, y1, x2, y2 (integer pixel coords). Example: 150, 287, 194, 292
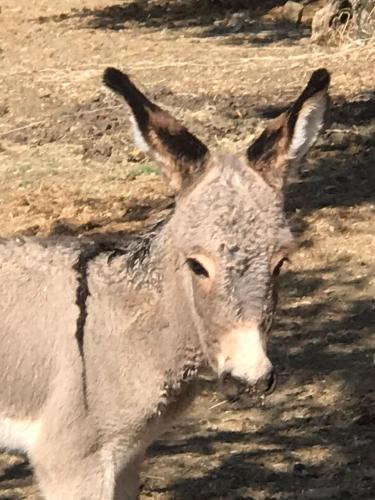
200, 154, 279, 206
176, 154, 292, 253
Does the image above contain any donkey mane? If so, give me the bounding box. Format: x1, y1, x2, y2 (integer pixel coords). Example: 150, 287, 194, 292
72, 214, 172, 404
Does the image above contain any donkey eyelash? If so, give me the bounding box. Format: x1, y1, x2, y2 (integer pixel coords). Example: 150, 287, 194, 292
186, 258, 210, 278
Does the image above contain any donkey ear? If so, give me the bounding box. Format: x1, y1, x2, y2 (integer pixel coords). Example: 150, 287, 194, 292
103, 67, 209, 192
247, 68, 330, 193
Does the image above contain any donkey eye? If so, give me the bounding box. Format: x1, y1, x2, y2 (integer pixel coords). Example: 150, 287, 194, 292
273, 257, 289, 276
186, 258, 209, 278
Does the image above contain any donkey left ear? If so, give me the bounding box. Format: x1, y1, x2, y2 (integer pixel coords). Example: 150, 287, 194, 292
247, 68, 330, 193
103, 67, 209, 192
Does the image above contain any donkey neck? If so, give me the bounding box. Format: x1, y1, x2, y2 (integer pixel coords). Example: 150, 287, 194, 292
86, 221, 205, 384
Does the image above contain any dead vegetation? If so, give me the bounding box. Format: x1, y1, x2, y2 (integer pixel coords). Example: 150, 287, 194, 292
311, 0, 375, 44
0, 0, 374, 499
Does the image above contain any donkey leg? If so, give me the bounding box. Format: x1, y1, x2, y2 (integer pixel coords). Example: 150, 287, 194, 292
114, 454, 144, 500
31, 442, 115, 500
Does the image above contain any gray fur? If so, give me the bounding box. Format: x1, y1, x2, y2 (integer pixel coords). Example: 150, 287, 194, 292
0, 68, 330, 499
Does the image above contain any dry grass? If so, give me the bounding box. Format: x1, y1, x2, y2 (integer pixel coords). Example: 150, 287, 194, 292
1, 22, 374, 236
313, 0, 375, 47
0, 142, 172, 236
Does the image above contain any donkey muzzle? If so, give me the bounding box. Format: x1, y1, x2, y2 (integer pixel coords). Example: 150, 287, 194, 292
219, 368, 277, 401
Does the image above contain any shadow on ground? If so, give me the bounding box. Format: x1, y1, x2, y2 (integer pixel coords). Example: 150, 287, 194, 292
279, 93, 375, 213
35, 0, 310, 46
0, 458, 33, 493
145, 281, 375, 499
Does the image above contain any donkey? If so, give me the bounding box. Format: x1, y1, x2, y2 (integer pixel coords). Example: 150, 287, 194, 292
0, 67, 330, 499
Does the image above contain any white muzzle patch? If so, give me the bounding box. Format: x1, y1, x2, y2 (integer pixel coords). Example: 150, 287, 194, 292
217, 325, 273, 384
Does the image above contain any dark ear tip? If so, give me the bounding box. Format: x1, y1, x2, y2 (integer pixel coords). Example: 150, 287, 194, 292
103, 67, 129, 91
308, 68, 331, 91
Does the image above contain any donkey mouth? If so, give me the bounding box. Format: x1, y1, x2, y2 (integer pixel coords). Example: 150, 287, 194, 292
219, 370, 277, 404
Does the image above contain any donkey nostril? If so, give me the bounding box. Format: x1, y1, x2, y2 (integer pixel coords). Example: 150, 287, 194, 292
265, 370, 277, 394
256, 370, 277, 395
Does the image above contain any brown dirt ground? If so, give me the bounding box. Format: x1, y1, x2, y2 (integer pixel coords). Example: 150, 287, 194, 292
0, 0, 375, 499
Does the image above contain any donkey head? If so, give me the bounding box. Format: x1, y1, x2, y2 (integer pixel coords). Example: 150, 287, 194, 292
104, 67, 330, 402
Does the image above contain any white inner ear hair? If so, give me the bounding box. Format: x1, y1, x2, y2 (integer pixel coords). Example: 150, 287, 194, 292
288, 92, 327, 162
130, 115, 150, 152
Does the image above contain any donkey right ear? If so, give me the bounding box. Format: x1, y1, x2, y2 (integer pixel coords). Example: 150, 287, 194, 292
247, 68, 330, 194
103, 68, 209, 192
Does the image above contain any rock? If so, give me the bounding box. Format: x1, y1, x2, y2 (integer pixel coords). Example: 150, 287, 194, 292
283, 1, 304, 24
226, 11, 250, 32
227, 12, 247, 25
